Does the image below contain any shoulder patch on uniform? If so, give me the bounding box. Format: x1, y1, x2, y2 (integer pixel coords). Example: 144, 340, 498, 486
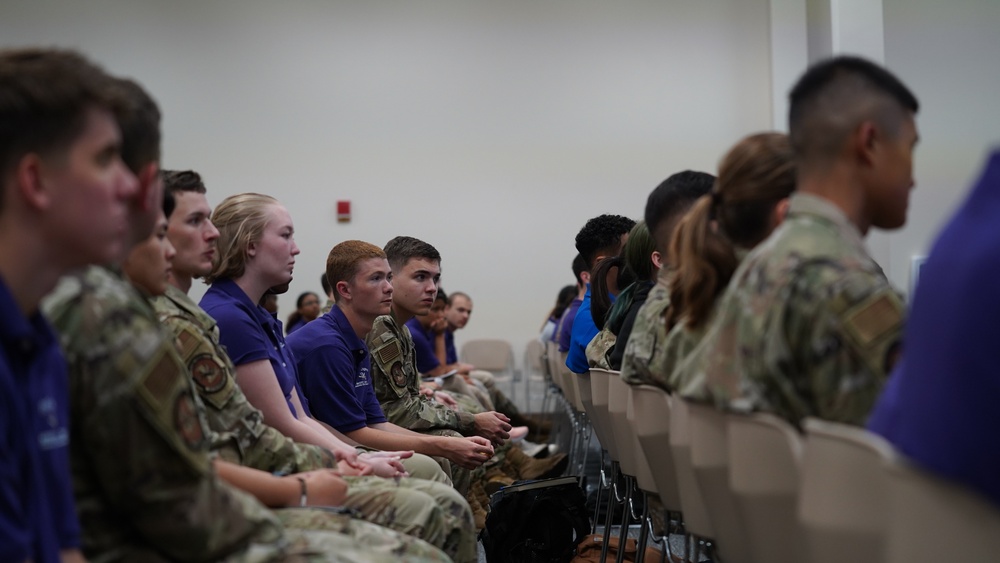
377, 340, 402, 366
390, 361, 407, 387
842, 292, 903, 347
174, 391, 206, 450
141, 352, 179, 408
189, 353, 226, 394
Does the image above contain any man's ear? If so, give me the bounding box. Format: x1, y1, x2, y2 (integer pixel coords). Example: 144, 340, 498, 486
854, 120, 880, 167
580, 271, 591, 286
336, 280, 352, 302
651, 250, 663, 270
136, 162, 160, 213
14, 153, 50, 211
773, 197, 791, 226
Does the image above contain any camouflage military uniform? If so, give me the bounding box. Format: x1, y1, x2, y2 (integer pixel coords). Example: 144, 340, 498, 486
675, 194, 905, 426
45, 266, 448, 562
620, 270, 673, 387
585, 328, 616, 371
153, 286, 476, 563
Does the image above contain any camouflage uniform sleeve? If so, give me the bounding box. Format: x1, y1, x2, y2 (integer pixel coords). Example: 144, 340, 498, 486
70, 322, 275, 560
621, 284, 671, 388
778, 265, 904, 425
585, 328, 615, 371
157, 303, 337, 475
367, 318, 475, 435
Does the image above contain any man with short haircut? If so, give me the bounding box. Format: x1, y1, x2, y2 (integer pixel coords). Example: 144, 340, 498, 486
677, 56, 918, 426
565, 214, 636, 374
0, 47, 137, 563
621, 170, 715, 386
153, 173, 475, 562
366, 237, 567, 492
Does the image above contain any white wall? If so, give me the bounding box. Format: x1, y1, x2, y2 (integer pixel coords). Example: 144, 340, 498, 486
882, 0, 1000, 293
1, 0, 772, 361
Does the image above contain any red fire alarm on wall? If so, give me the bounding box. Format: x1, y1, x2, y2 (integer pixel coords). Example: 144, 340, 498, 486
337, 200, 351, 223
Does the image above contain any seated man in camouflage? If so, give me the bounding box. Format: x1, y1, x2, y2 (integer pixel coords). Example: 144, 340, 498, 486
620, 170, 715, 388
674, 56, 917, 427
153, 170, 476, 562
46, 77, 447, 562
366, 237, 568, 492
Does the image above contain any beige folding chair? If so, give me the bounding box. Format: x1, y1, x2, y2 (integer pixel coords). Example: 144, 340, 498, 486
523, 339, 547, 412
687, 402, 753, 563
799, 418, 895, 563
727, 412, 805, 563
669, 398, 714, 543
460, 338, 516, 396
589, 368, 618, 460
885, 457, 1000, 562
631, 385, 682, 512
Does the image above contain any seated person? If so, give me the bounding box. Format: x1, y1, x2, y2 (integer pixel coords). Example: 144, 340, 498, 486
286, 291, 321, 334
540, 285, 577, 343
555, 254, 588, 352
46, 80, 446, 562
199, 192, 477, 559
674, 56, 917, 427
566, 214, 636, 374
868, 150, 1000, 509
586, 221, 657, 371
664, 133, 795, 394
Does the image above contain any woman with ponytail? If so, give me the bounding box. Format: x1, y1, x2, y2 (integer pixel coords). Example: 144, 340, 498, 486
662, 132, 796, 392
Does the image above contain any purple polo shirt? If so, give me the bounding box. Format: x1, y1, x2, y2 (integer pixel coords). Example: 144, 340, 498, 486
556, 297, 583, 353
201, 279, 311, 419
1, 276, 78, 563
288, 305, 386, 433
405, 318, 441, 375
444, 329, 458, 365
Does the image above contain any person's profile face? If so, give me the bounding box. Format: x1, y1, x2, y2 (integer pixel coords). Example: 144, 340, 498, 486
43, 106, 139, 269
298, 292, 321, 321
868, 115, 918, 231
347, 257, 394, 319
248, 204, 299, 287
123, 210, 175, 296
167, 191, 219, 279
391, 257, 440, 318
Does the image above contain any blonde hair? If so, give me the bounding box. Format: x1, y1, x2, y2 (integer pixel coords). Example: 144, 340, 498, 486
205, 193, 279, 284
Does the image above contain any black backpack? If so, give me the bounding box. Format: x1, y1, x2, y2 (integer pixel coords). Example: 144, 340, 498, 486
479, 476, 592, 563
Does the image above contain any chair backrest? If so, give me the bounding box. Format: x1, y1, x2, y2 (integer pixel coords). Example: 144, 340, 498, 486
524, 339, 546, 380
799, 418, 895, 563
625, 383, 657, 495
589, 367, 619, 459
885, 457, 1000, 563
687, 402, 753, 563
607, 371, 636, 474
631, 385, 682, 511
545, 340, 565, 394
575, 366, 594, 416
567, 371, 586, 413
668, 398, 714, 538
728, 412, 805, 563
460, 338, 515, 374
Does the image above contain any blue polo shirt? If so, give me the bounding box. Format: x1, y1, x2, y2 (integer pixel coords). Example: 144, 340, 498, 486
288, 305, 387, 433
1, 276, 78, 563
868, 150, 1000, 509
201, 279, 311, 419
567, 286, 609, 373
444, 329, 458, 364
405, 318, 441, 374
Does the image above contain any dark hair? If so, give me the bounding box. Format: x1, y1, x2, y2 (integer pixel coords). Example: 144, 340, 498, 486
667, 132, 796, 329
286, 291, 319, 331
321, 273, 332, 296
645, 170, 716, 256
162, 169, 206, 195
604, 222, 657, 334
384, 235, 441, 271
0, 48, 122, 213
571, 254, 587, 286
589, 255, 624, 328
112, 78, 160, 175
574, 214, 635, 269
162, 188, 175, 219
549, 285, 577, 321
435, 287, 448, 303
788, 56, 918, 166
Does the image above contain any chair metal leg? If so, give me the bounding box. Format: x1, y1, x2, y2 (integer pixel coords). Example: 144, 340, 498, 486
616, 476, 633, 563
600, 462, 620, 563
